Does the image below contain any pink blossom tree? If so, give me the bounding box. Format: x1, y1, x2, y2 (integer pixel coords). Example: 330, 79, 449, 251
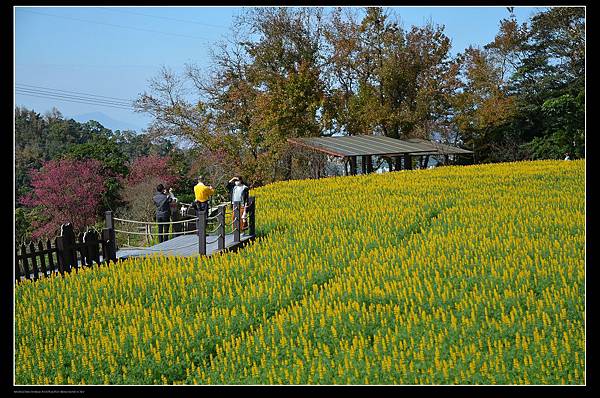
19, 159, 107, 239
125, 155, 179, 188
118, 155, 182, 223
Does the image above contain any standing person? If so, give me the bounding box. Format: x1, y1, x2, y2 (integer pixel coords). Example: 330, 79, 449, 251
168, 188, 180, 238
193, 176, 215, 219
153, 184, 172, 243
226, 176, 249, 231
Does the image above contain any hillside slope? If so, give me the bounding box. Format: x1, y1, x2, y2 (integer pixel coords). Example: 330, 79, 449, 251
15, 160, 585, 385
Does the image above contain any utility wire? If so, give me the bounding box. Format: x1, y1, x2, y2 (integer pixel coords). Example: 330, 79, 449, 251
15, 92, 134, 110
21, 9, 213, 43
15, 88, 133, 107
15, 91, 134, 110
15, 88, 134, 108
93, 7, 230, 29
16, 83, 133, 102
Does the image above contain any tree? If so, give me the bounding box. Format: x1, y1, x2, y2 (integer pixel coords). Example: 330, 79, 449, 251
453, 45, 519, 162
118, 155, 182, 231
512, 7, 585, 159
15, 107, 118, 204
19, 159, 107, 239
323, 7, 461, 142
124, 154, 180, 188
119, 176, 165, 225
134, 7, 328, 184
64, 134, 129, 212
15, 107, 49, 202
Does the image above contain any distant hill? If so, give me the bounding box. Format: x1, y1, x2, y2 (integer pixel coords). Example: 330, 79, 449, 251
71, 112, 143, 132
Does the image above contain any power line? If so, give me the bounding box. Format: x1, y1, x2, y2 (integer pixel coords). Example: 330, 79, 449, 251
20, 9, 214, 43
15, 91, 134, 110
16, 91, 133, 110
15, 88, 133, 107
93, 7, 230, 30
16, 83, 133, 103
15, 90, 133, 109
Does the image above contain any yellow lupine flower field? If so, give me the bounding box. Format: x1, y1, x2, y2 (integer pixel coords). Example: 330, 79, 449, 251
15, 159, 585, 384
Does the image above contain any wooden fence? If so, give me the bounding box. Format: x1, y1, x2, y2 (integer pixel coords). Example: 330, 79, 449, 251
194, 196, 256, 255
15, 223, 117, 283
15, 196, 256, 282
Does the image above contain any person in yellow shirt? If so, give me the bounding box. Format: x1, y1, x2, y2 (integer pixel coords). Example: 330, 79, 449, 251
193, 175, 215, 217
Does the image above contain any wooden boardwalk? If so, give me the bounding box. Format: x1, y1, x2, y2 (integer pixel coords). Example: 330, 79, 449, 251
116, 233, 254, 259
15, 197, 257, 283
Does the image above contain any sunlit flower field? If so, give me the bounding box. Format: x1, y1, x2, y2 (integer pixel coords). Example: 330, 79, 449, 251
15, 159, 585, 385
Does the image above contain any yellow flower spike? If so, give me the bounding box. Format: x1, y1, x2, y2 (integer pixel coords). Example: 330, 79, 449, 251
14, 160, 584, 385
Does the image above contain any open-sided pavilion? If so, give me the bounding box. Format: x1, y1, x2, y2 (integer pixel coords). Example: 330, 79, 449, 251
287, 135, 473, 175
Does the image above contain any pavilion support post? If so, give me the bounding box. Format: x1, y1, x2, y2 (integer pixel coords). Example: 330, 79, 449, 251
394, 156, 402, 171
404, 154, 412, 170
349, 156, 357, 176
383, 157, 392, 172
366, 155, 373, 173
361, 156, 367, 174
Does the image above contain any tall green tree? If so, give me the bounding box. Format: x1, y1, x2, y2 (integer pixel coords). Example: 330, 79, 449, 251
324, 7, 461, 141
135, 7, 328, 184
514, 7, 585, 159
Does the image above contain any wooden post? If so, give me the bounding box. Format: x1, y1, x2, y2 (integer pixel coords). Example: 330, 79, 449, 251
404, 154, 412, 170
197, 211, 206, 255
104, 211, 117, 262
47, 239, 56, 275
233, 204, 241, 244
105, 210, 114, 230
217, 204, 226, 251
38, 241, 47, 277
361, 155, 367, 174
350, 156, 357, 175
56, 224, 76, 274
75, 232, 85, 270
29, 241, 39, 280
17, 243, 27, 281
105, 229, 117, 262
394, 156, 402, 171
248, 196, 256, 237
15, 249, 21, 282
84, 229, 100, 266
366, 155, 373, 173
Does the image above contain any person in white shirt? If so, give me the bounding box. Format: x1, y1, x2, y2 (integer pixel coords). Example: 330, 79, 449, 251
226, 176, 249, 232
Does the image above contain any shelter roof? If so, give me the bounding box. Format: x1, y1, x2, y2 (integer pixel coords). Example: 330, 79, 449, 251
287, 135, 473, 157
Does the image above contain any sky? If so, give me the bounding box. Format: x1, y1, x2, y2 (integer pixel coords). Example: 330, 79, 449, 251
14, 6, 540, 132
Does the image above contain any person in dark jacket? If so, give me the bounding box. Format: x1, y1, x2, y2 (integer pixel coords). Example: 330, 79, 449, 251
153, 184, 172, 243
226, 176, 249, 231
